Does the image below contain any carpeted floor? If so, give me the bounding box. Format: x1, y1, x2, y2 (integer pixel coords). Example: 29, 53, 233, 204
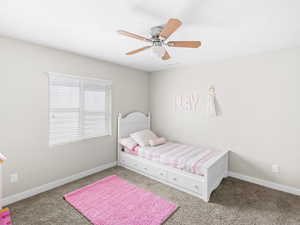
8, 166, 300, 225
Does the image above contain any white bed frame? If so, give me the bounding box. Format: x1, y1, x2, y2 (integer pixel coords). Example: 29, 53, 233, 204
117, 112, 228, 202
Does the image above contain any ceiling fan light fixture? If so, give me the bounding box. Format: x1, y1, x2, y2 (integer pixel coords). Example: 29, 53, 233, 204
152, 42, 166, 58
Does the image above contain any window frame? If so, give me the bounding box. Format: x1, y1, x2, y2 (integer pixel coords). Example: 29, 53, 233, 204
48, 72, 112, 147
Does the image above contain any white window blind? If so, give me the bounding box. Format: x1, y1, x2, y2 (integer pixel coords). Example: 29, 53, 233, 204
49, 73, 112, 146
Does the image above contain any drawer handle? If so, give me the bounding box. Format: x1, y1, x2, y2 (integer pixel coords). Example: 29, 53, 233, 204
160, 173, 164, 176
144, 168, 148, 170
194, 185, 199, 189
173, 178, 177, 181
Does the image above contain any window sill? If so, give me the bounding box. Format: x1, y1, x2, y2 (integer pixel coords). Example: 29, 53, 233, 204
49, 134, 112, 148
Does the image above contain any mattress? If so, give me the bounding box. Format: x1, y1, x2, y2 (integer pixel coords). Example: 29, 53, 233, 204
137, 142, 220, 176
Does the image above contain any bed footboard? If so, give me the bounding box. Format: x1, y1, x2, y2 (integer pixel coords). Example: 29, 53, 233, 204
202, 151, 229, 202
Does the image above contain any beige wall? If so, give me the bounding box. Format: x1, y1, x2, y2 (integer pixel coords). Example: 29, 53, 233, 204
150, 48, 300, 189
0, 36, 149, 197
1, 34, 299, 198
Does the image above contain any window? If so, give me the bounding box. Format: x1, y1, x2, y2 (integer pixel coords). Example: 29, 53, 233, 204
48, 73, 112, 146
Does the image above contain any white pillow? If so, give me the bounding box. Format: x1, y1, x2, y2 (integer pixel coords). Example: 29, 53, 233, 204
119, 137, 138, 150
130, 129, 158, 147
149, 137, 167, 146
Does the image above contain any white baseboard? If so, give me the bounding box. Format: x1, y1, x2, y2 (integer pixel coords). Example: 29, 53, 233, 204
3, 165, 299, 206
3, 161, 117, 206
229, 171, 300, 196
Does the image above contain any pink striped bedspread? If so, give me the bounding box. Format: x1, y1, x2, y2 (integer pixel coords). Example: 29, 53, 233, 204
138, 142, 220, 176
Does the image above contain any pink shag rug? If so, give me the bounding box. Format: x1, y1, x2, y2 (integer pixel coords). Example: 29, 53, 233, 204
64, 175, 177, 225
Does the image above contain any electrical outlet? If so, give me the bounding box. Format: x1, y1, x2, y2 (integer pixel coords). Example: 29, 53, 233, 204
10, 173, 18, 183
272, 164, 280, 173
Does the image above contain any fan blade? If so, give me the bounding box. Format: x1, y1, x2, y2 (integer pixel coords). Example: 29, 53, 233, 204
159, 18, 182, 40
162, 51, 171, 60
126, 46, 152, 55
167, 41, 201, 48
118, 30, 152, 42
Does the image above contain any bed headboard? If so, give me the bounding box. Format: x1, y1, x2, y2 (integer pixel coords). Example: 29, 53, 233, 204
118, 112, 150, 138
117, 112, 150, 163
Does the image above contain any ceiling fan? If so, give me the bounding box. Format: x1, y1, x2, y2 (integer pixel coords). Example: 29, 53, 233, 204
117, 18, 201, 60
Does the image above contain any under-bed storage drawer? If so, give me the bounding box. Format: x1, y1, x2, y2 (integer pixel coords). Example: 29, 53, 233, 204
127, 159, 139, 170
156, 169, 168, 180
131, 160, 168, 180
119, 157, 128, 166
168, 171, 202, 194
140, 163, 158, 176
139, 163, 168, 181
120, 154, 140, 170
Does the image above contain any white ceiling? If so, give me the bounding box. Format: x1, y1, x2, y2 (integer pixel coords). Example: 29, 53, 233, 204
0, 0, 299, 72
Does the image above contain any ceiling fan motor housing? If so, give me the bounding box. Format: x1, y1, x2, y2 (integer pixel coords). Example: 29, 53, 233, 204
150, 25, 165, 39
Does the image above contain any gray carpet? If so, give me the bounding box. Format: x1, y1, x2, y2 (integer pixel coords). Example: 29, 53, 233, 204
8, 166, 300, 225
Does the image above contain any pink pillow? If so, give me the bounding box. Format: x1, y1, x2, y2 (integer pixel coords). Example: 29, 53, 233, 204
119, 137, 138, 150
124, 146, 139, 155
149, 137, 167, 146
